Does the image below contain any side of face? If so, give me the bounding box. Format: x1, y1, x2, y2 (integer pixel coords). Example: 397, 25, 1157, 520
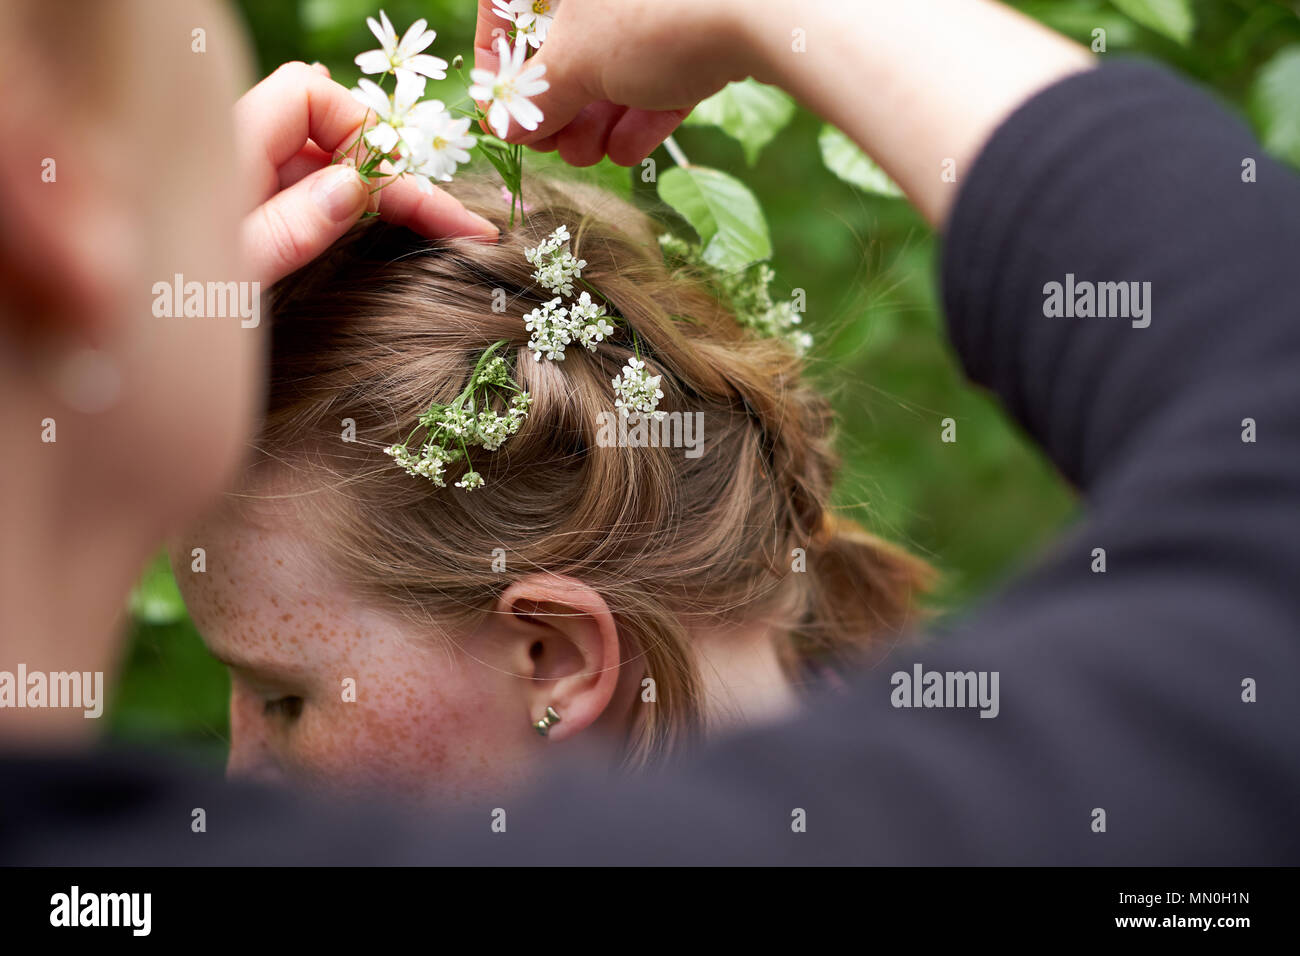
172, 501, 544, 808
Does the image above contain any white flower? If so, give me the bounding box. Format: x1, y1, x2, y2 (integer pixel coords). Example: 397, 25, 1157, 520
569, 292, 610, 350
474, 410, 513, 451
440, 403, 476, 437
468, 36, 549, 139
455, 471, 485, 491
569, 291, 604, 322
524, 225, 569, 264
507, 392, 533, 432
352, 70, 428, 157
532, 252, 585, 296
612, 357, 666, 420
492, 0, 561, 49
524, 230, 585, 296
355, 11, 448, 82
524, 298, 572, 361
407, 106, 476, 185
525, 226, 585, 295
582, 318, 615, 347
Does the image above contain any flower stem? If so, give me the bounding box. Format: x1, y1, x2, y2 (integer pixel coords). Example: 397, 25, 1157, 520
663, 135, 691, 168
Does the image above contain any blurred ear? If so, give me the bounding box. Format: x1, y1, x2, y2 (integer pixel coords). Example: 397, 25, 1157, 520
494, 574, 627, 743
0, 141, 136, 346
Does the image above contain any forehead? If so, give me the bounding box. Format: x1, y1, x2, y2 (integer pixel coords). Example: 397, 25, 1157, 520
174, 494, 383, 676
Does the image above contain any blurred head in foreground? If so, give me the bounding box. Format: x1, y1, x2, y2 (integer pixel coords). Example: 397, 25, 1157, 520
0, 0, 257, 743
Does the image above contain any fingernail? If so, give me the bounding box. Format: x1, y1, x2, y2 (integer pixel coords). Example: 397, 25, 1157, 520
314, 166, 365, 222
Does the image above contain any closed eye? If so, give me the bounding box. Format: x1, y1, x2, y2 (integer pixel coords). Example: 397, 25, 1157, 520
263, 696, 304, 721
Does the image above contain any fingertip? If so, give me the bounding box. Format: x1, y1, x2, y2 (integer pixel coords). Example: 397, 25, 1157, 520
607, 109, 689, 167
312, 165, 367, 223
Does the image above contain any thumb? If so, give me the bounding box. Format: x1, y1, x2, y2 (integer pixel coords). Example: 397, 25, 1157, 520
242, 164, 368, 286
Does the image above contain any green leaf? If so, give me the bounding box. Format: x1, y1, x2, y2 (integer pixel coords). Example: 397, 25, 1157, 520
683, 79, 796, 165
1017, 2, 1138, 48
1108, 0, 1194, 44
1251, 46, 1300, 169
657, 165, 771, 272
818, 125, 904, 199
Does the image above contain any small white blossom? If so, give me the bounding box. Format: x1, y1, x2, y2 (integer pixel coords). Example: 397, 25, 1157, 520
524, 298, 572, 361
440, 403, 476, 436
455, 471, 485, 491
468, 36, 549, 139
352, 70, 431, 159
524, 225, 570, 264
569, 292, 609, 350
407, 105, 476, 185
475, 410, 512, 451
532, 250, 585, 296
507, 392, 532, 432
612, 357, 666, 420
492, 0, 561, 49
355, 11, 448, 82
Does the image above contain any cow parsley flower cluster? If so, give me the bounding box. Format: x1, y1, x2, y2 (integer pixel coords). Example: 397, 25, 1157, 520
525, 225, 587, 296
612, 358, 666, 421
384, 345, 532, 490
659, 234, 813, 355
521, 226, 665, 421
522, 227, 617, 364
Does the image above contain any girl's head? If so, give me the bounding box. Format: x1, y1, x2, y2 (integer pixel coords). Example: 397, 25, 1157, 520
176, 177, 930, 806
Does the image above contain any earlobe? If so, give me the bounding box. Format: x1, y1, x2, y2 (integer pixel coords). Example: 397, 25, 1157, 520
496, 574, 628, 744
532, 705, 562, 736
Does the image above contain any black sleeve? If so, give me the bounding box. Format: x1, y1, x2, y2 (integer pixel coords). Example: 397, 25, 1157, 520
418, 59, 1300, 864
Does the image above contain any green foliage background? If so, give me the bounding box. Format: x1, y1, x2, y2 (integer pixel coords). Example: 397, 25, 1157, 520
110, 0, 1300, 762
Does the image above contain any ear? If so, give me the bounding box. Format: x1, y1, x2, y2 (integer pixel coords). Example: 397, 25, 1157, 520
495, 573, 628, 743
0, 139, 137, 348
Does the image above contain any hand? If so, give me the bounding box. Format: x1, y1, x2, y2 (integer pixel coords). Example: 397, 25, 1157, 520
236, 61, 498, 286
472, 0, 752, 166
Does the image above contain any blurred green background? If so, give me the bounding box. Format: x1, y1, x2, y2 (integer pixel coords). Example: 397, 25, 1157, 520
112, 0, 1300, 763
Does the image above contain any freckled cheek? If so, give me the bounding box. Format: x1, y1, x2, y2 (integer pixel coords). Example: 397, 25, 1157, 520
285, 677, 507, 796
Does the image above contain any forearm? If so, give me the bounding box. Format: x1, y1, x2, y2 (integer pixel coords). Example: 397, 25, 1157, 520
738, 0, 1094, 226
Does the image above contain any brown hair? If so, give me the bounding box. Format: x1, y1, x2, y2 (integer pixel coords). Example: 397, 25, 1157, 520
261, 175, 932, 767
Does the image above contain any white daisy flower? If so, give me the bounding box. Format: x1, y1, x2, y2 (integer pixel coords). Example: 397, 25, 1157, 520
354, 10, 448, 82
352, 70, 428, 157
492, 0, 561, 49
468, 36, 549, 139
407, 106, 476, 185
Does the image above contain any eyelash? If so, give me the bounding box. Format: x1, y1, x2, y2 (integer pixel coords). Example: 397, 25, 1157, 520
263, 696, 304, 721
